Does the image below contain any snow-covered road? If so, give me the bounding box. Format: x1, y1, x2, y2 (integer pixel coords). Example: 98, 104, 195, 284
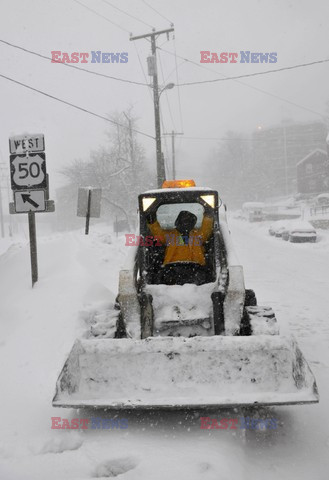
229, 220, 329, 480
0, 221, 328, 479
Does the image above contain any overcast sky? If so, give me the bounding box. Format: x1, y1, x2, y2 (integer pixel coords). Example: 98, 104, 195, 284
1, 0, 329, 193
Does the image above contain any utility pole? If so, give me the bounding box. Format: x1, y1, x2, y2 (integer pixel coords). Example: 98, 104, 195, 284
123, 111, 135, 179
163, 131, 184, 179
283, 124, 288, 196
130, 28, 174, 188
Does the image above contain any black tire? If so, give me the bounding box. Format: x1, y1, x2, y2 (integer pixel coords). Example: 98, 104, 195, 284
211, 291, 225, 335
245, 289, 257, 307
245, 306, 278, 336
240, 309, 252, 336
115, 311, 127, 338
240, 289, 257, 336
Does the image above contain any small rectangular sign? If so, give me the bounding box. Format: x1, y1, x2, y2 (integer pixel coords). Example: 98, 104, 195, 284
9, 134, 45, 154
77, 187, 102, 218
14, 190, 46, 213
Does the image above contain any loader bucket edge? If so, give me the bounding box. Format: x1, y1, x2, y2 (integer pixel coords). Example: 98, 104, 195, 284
52, 335, 319, 409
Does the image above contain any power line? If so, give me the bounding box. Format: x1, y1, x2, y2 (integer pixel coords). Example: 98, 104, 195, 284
162, 58, 185, 83
158, 50, 176, 130
72, 0, 131, 33
99, 0, 154, 29
173, 36, 184, 134
180, 136, 255, 141
3, 36, 327, 121
177, 58, 329, 86
0, 72, 154, 140
159, 47, 327, 119
133, 42, 153, 102
0, 39, 149, 86
141, 0, 174, 25
0, 66, 323, 146
159, 110, 170, 177
177, 135, 328, 143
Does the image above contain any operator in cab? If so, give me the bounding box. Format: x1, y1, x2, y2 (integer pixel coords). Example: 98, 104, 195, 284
147, 206, 214, 284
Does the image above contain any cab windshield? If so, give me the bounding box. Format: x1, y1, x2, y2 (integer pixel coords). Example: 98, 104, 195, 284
156, 202, 204, 229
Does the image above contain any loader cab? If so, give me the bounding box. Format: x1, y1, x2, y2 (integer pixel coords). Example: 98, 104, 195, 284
138, 181, 221, 286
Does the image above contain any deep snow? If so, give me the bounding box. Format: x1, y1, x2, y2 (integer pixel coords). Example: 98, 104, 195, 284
0, 220, 328, 479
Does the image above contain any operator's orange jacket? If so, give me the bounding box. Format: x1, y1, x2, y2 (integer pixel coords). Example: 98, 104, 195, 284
148, 215, 213, 266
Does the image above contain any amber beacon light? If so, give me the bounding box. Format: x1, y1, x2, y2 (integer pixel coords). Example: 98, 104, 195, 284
162, 179, 196, 189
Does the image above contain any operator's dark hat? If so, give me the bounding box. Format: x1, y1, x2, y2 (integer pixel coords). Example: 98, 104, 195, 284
175, 210, 197, 232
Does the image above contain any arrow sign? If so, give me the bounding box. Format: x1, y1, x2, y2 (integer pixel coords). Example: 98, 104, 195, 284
21, 194, 40, 209
14, 190, 46, 213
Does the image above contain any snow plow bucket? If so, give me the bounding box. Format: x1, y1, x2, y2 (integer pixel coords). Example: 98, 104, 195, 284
53, 335, 319, 409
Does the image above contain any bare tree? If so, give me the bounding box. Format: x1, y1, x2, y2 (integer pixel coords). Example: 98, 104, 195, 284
60, 109, 154, 229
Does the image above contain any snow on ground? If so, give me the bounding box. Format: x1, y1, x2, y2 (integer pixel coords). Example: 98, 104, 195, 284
0, 236, 20, 256
229, 218, 329, 479
0, 219, 328, 479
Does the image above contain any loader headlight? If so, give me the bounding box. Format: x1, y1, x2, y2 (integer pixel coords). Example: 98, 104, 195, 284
200, 194, 215, 208
142, 197, 156, 211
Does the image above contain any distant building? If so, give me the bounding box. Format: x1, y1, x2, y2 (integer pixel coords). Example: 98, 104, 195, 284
296, 149, 329, 194
251, 121, 328, 197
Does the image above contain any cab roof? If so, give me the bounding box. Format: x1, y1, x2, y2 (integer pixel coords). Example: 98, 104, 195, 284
144, 186, 213, 195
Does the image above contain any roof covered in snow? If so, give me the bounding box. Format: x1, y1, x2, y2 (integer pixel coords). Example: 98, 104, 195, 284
144, 186, 214, 194
296, 148, 328, 167
288, 220, 316, 232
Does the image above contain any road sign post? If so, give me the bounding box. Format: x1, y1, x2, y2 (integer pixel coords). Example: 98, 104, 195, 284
8, 133, 55, 287
77, 187, 102, 234
28, 212, 38, 286
85, 188, 92, 235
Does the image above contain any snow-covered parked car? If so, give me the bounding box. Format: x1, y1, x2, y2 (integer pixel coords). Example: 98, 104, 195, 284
284, 220, 317, 243
281, 222, 292, 241
269, 220, 292, 237
316, 193, 329, 207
